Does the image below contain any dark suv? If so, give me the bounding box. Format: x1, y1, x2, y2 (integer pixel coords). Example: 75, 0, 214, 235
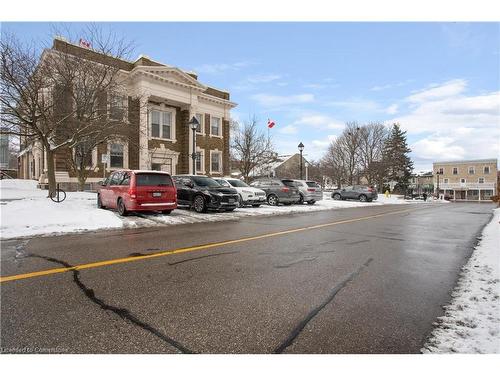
249, 178, 300, 206
173, 175, 239, 213
331, 185, 378, 202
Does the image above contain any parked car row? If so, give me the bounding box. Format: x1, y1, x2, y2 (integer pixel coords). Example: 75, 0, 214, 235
96, 169, 376, 216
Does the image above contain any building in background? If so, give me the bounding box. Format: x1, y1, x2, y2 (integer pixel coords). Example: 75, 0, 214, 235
408, 171, 434, 196
433, 159, 497, 201
18, 38, 237, 189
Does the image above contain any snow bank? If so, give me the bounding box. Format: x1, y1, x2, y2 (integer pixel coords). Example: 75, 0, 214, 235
422, 208, 500, 354
1, 180, 433, 240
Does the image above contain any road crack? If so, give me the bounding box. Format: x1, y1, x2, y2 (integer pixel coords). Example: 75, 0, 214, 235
27, 253, 195, 354
274, 257, 374, 353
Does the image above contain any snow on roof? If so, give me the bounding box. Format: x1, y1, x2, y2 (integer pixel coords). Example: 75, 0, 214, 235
248, 154, 295, 177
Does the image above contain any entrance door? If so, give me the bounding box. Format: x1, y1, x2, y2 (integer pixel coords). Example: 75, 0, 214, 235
151, 158, 173, 174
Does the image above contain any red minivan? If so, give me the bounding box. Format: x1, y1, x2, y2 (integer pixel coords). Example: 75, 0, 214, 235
97, 170, 177, 216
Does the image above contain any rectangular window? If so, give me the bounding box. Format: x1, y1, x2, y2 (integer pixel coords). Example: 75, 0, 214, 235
478, 177, 485, 184
151, 111, 160, 138
438, 167, 444, 174
211, 116, 221, 136
110, 143, 124, 168
444, 178, 449, 183
211, 152, 221, 172
468, 166, 475, 174
195, 113, 204, 133
195, 151, 203, 172
75, 141, 93, 169
484, 166, 490, 174
109, 95, 126, 121
452, 167, 458, 175
161, 112, 172, 139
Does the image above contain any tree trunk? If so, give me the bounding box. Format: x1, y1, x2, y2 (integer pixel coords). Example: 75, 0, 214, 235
46, 148, 57, 196
78, 175, 86, 191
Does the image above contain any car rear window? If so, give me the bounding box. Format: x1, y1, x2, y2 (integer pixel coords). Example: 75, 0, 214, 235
136, 173, 173, 187
281, 180, 297, 187
306, 181, 320, 188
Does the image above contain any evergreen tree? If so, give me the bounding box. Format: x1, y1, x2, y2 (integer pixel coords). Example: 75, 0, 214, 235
382, 123, 414, 194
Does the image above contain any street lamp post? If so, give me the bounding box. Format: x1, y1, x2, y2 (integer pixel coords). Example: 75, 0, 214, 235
298, 142, 304, 180
436, 170, 443, 198
188, 116, 200, 175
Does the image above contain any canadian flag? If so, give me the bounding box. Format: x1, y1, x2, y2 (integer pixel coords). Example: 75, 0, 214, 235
267, 119, 275, 128
79, 38, 91, 49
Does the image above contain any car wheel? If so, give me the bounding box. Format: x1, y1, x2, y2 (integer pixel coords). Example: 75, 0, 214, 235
193, 195, 207, 213
359, 194, 367, 202
162, 210, 172, 215
267, 194, 278, 206
97, 194, 105, 209
332, 193, 341, 200
298, 194, 304, 204
117, 198, 128, 216
307, 200, 315, 205
252, 204, 261, 208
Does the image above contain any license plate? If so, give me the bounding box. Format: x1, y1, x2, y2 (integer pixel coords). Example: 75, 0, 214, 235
228, 198, 235, 203
153, 192, 162, 197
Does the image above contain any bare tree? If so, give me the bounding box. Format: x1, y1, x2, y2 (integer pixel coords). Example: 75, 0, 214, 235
335, 122, 363, 185
358, 122, 388, 185
321, 139, 348, 188
1, 27, 135, 193
230, 116, 274, 182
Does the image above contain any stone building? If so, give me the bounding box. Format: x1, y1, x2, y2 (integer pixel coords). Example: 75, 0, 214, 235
18, 38, 237, 189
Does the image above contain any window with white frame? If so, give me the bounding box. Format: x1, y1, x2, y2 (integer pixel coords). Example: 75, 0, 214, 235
444, 178, 449, 184
452, 167, 458, 175
195, 113, 204, 134
195, 150, 204, 173
438, 167, 444, 174
211, 116, 221, 137
468, 166, 475, 174
460, 178, 466, 184
484, 166, 490, 174
210, 151, 222, 173
150, 109, 174, 140
74, 141, 95, 169
110, 143, 124, 168
478, 177, 485, 184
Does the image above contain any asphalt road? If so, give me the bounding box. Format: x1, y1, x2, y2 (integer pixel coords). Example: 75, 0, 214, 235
0, 202, 494, 354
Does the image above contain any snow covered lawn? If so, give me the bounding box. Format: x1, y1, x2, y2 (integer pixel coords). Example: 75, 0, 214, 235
422, 208, 500, 354
1, 179, 437, 240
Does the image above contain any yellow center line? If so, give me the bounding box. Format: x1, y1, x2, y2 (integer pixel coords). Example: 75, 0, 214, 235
0, 206, 422, 284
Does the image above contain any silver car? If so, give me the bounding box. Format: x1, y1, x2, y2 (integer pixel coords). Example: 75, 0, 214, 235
331, 185, 378, 202
285, 179, 323, 205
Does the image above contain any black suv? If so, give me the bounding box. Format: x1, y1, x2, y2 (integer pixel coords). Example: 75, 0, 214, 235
173, 175, 239, 213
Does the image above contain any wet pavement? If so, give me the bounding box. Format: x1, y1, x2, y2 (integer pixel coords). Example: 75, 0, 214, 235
0, 202, 495, 353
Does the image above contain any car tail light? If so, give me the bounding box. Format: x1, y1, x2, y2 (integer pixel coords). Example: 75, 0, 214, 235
129, 186, 137, 199
307, 188, 315, 192
281, 187, 289, 192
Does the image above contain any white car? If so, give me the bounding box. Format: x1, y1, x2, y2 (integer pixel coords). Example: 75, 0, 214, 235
213, 177, 267, 207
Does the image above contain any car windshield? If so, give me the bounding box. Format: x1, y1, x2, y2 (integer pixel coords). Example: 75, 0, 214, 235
281, 180, 297, 187
228, 179, 249, 187
215, 179, 231, 187
306, 181, 320, 188
136, 173, 173, 186
192, 176, 221, 187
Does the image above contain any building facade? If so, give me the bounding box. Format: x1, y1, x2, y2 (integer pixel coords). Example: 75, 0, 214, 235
18, 38, 237, 189
408, 171, 434, 195
433, 159, 497, 201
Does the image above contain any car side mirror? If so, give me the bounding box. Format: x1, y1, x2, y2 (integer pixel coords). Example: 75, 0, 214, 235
183, 180, 194, 188
99, 180, 106, 186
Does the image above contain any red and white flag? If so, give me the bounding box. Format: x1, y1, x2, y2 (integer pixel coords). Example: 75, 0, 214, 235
267, 119, 275, 128
79, 38, 91, 49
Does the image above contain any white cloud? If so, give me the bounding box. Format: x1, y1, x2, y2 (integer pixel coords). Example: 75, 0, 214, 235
251, 93, 314, 107
386, 104, 399, 115
370, 79, 413, 91
292, 114, 344, 130
388, 79, 500, 168
278, 125, 298, 135
246, 74, 281, 83
406, 79, 467, 103
194, 61, 255, 74
328, 98, 380, 112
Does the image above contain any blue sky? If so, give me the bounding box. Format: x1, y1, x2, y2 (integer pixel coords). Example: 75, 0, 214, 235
3, 22, 499, 170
